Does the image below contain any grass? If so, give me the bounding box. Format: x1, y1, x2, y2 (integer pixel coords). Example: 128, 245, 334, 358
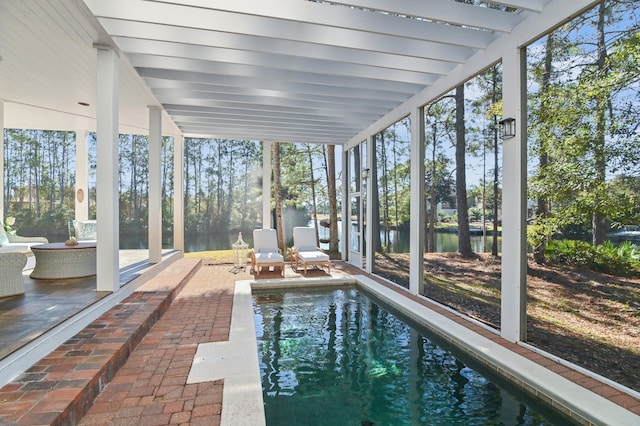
184, 249, 250, 264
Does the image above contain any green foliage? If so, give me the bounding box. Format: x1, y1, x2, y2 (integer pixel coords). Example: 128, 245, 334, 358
545, 239, 640, 276
468, 207, 482, 222
527, 216, 560, 253
527, 1, 640, 245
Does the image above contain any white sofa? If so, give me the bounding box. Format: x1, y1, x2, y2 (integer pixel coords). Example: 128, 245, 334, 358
0, 228, 48, 253
0, 252, 27, 297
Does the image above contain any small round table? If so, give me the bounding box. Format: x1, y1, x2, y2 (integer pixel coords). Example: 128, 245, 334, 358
30, 242, 97, 279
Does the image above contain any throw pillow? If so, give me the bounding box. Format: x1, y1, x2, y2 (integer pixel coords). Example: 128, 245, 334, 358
0, 228, 9, 246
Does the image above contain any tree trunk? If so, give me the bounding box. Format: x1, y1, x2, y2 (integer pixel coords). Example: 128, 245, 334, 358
371, 138, 382, 253
327, 144, 339, 254
224, 142, 234, 231
428, 124, 437, 253
490, 71, 500, 257
380, 132, 390, 251
455, 85, 473, 257
533, 33, 554, 263
272, 142, 285, 254
392, 133, 400, 252
306, 145, 320, 245
491, 118, 499, 257
592, 1, 608, 246
241, 144, 250, 231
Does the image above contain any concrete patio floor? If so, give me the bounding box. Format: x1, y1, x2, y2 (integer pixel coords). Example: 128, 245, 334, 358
0, 259, 638, 425
0, 250, 178, 363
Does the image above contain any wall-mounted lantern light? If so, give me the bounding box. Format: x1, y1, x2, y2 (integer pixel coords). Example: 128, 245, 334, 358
499, 117, 516, 139
362, 168, 370, 179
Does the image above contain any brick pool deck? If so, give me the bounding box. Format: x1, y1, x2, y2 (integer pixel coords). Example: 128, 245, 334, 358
0, 259, 638, 425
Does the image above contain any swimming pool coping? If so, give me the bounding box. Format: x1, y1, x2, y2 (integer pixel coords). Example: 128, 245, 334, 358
202, 275, 639, 426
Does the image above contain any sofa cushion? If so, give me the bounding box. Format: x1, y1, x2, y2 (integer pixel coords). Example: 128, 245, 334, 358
0, 244, 30, 253
0, 228, 9, 246
74, 220, 97, 241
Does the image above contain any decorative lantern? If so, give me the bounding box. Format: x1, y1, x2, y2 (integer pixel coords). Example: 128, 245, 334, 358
499, 117, 516, 139
232, 232, 249, 269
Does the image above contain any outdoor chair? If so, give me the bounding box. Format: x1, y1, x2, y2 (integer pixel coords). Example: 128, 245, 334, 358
251, 229, 285, 276
0, 227, 48, 253
0, 252, 27, 297
291, 226, 331, 274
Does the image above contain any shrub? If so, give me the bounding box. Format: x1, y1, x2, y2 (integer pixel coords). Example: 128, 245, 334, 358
545, 239, 640, 276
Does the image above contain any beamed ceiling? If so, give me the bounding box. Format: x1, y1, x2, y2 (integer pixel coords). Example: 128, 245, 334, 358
0, 0, 598, 144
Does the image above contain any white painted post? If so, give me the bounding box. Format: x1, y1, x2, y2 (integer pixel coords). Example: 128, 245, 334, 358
148, 106, 162, 263
500, 45, 528, 342
262, 141, 272, 229
95, 46, 120, 292
409, 106, 425, 295
75, 130, 89, 221
173, 135, 185, 252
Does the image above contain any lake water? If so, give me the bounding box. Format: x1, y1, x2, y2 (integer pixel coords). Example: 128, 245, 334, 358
117, 222, 502, 254
175, 224, 501, 254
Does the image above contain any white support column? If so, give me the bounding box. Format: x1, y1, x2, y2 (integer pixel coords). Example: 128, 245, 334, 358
341, 148, 349, 261
0, 100, 4, 223
173, 135, 185, 252
365, 134, 375, 274
262, 141, 272, 229
95, 46, 120, 292
500, 45, 528, 342
409, 107, 425, 295
75, 130, 89, 221
148, 106, 162, 264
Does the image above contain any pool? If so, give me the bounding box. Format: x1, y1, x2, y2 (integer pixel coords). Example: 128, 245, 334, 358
253, 286, 572, 425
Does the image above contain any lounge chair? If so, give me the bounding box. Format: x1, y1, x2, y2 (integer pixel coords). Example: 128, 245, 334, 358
291, 226, 331, 274
251, 229, 285, 276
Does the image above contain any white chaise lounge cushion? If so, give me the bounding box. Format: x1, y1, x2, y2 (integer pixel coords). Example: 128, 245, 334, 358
296, 251, 329, 262
254, 252, 284, 264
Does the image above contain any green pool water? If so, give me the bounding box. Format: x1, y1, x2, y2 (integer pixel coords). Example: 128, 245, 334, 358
253, 287, 572, 426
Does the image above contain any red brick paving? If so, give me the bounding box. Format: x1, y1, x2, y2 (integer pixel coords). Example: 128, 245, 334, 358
78, 262, 244, 425
0, 258, 200, 426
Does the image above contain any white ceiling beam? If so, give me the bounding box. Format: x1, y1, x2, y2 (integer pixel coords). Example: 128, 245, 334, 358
171, 113, 361, 132
120, 43, 442, 86
326, 0, 526, 31
135, 68, 422, 97
150, 0, 496, 48
142, 78, 413, 104
181, 127, 346, 144
486, 0, 549, 13
151, 89, 401, 112
162, 101, 382, 123
173, 123, 361, 140
86, 0, 475, 63
161, 99, 388, 122
102, 19, 457, 75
